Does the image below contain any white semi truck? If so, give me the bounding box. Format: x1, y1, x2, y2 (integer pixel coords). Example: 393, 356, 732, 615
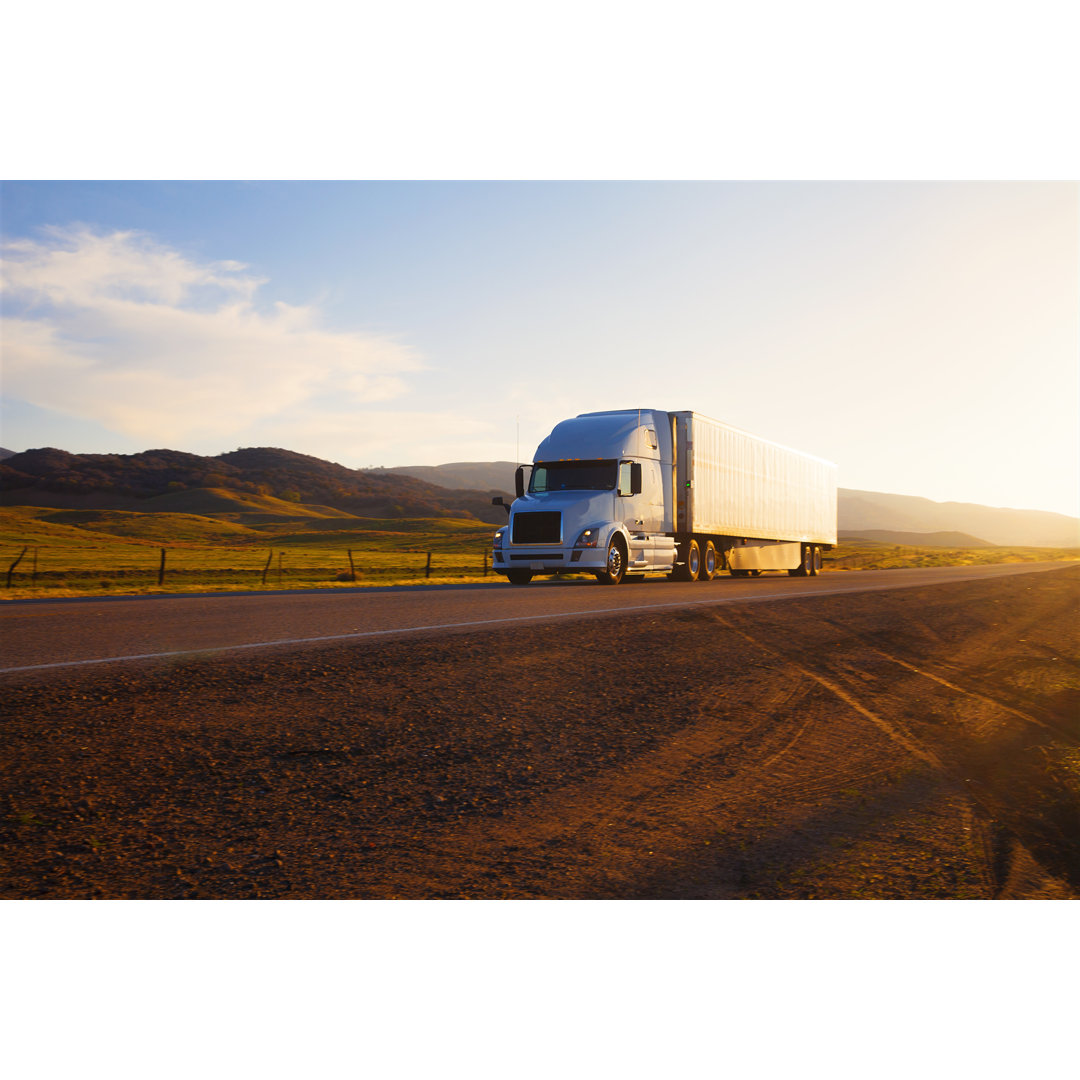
491, 408, 837, 585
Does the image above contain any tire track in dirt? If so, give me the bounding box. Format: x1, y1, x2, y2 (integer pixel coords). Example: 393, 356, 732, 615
704, 602, 1077, 898
707, 611, 945, 770
809, 616, 1065, 737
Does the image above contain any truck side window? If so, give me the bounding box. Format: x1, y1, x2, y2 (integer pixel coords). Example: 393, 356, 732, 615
618, 461, 639, 496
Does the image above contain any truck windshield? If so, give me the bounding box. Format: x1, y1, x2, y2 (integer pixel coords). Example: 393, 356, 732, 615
530, 460, 617, 492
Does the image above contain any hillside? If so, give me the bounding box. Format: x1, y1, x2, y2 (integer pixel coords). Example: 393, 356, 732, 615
0, 447, 507, 525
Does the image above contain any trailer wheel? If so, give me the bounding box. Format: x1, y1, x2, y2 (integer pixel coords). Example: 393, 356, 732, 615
701, 541, 718, 581
812, 546, 822, 575
506, 570, 533, 585
597, 537, 627, 585
685, 539, 701, 581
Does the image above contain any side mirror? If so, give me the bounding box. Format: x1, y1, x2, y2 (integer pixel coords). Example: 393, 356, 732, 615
491, 496, 511, 518
515, 466, 526, 499
618, 461, 643, 497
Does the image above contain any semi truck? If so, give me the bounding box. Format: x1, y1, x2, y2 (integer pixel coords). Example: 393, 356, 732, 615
491, 408, 837, 585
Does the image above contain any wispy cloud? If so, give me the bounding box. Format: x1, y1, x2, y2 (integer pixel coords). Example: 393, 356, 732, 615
1, 226, 424, 446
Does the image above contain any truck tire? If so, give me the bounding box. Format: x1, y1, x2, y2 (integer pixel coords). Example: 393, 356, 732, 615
597, 537, 627, 585
810, 545, 821, 576
789, 544, 814, 577
506, 570, 533, 585
672, 538, 700, 582
701, 541, 718, 581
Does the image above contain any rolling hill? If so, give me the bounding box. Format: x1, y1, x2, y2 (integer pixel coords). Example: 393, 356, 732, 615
0, 447, 508, 525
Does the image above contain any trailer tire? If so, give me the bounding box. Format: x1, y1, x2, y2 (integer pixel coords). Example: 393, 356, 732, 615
597, 536, 627, 585
506, 570, 533, 585
810, 545, 821, 576
685, 539, 701, 581
701, 541, 718, 581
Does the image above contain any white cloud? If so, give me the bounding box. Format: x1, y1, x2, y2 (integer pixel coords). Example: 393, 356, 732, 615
1, 226, 424, 444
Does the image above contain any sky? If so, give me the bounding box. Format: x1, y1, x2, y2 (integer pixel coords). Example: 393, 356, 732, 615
1, 181, 1077, 517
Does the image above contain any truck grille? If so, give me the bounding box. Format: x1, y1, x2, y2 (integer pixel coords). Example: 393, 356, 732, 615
512, 511, 561, 544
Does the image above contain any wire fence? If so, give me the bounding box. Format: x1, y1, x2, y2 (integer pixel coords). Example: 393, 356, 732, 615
4, 545, 497, 592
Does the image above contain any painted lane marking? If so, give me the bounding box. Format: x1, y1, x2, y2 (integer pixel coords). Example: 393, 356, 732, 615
0, 590, 829, 673
2, 564, 1073, 676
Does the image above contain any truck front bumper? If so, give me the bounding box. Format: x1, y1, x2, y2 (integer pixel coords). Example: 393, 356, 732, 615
493, 546, 604, 574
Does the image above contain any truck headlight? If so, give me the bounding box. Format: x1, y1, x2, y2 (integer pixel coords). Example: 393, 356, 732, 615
493, 529, 505, 549
574, 528, 600, 548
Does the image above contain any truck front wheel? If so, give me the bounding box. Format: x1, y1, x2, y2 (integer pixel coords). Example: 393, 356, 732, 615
597, 537, 627, 585
506, 570, 533, 585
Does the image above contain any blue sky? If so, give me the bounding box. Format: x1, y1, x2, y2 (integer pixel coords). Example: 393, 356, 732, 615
2, 181, 1077, 517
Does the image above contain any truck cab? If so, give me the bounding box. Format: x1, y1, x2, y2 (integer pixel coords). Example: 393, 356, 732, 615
492, 409, 676, 584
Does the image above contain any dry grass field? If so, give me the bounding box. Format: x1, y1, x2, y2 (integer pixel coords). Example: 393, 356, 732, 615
3, 505, 1077, 599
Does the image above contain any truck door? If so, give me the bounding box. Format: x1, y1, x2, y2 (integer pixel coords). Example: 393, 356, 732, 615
617, 459, 662, 533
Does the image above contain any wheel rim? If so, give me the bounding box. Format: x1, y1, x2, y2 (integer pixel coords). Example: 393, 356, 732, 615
704, 547, 715, 575
607, 543, 623, 578
688, 547, 699, 575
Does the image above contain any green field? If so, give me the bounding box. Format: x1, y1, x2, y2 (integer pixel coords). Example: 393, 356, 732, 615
1, 506, 1076, 599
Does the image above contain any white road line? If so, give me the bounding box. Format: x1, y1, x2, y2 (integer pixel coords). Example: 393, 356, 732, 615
0, 587, 846, 674
1, 566, 1070, 675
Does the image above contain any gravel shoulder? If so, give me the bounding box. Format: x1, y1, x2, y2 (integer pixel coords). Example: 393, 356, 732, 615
2, 567, 1077, 899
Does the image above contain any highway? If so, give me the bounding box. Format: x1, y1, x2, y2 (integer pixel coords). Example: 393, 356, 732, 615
1, 561, 1074, 675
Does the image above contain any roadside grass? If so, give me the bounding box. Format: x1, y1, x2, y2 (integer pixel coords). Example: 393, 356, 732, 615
826, 540, 1080, 571
2, 506, 1076, 599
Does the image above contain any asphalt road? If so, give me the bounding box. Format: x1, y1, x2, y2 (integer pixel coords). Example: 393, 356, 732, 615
1, 562, 1075, 675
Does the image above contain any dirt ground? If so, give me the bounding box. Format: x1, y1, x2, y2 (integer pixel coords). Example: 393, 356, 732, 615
2, 567, 1077, 899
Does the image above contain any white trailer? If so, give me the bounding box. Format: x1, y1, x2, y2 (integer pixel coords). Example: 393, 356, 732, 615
491, 408, 837, 584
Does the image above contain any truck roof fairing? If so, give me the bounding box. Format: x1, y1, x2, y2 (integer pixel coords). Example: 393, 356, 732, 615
534, 410, 668, 462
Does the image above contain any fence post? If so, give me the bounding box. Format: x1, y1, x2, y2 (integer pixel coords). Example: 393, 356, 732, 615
277, 552, 283, 587
425, 552, 432, 579
158, 547, 166, 586
348, 549, 357, 582
6, 546, 28, 589
262, 550, 273, 585
483, 548, 488, 576
32, 546, 39, 586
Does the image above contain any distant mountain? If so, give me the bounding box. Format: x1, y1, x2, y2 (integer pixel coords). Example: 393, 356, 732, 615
0, 448, 16, 460
383, 461, 519, 494
0, 447, 507, 524
838, 488, 1079, 548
